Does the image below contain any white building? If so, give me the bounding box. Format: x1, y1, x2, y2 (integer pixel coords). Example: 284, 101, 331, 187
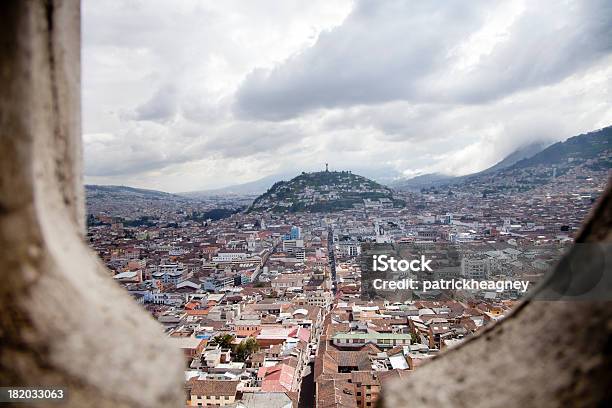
213, 251, 248, 262
461, 257, 489, 279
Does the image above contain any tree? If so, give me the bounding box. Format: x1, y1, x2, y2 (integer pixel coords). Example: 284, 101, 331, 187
211, 334, 235, 349
234, 337, 260, 362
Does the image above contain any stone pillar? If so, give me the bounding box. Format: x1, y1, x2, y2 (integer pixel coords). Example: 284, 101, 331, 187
0, 1, 183, 406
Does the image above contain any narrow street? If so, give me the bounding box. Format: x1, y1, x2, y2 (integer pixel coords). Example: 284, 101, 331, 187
298, 362, 315, 408
327, 226, 337, 294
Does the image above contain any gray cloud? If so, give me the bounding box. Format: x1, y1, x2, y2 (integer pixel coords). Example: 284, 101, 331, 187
235, 0, 612, 120
443, 0, 612, 103
200, 121, 307, 159
134, 83, 180, 122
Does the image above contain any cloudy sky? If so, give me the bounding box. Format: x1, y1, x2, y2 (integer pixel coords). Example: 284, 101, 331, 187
83, 0, 611, 192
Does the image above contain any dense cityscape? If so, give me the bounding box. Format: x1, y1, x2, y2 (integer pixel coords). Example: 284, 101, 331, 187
85, 129, 610, 407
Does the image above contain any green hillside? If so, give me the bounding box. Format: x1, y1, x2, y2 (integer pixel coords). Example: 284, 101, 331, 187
249, 171, 403, 213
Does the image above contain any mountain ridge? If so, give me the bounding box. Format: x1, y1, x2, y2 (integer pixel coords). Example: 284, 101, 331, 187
509, 126, 610, 169
480, 141, 550, 175
85, 184, 189, 200
181, 172, 299, 197
395, 126, 610, 190
393, 140, 549, 190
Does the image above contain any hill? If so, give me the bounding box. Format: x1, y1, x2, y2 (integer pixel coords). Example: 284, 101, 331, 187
417, 126, 611, 195
394, 140, 548, 190
392, 172, 454, 190
511, 126, 610, 169
85, 184, 189, 201
396, 126, 610, 191
248, 171, 403, 213
181, 172, 298, 197
481, 141, 549, 174
180, 167, 404, 197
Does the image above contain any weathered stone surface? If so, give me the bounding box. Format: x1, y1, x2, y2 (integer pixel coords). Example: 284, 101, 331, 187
382, 182, 612, 408
0, 1, 183, 407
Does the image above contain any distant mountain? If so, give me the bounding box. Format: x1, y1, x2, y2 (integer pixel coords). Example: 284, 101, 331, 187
403, 126, 611, 194
86, 185, 190, 201
391, 173, 455, 190
394, 141, 548, 190
351, 166, 405, 185
394, 127, 612, 191
248, 171, 404, 213
450, 126, 612, 194
480, 141, 549, 174
181, 172, 297, 197
511, 126, 610, 169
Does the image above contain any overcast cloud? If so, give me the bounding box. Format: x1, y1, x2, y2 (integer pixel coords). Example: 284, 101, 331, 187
83, 0, 612, 192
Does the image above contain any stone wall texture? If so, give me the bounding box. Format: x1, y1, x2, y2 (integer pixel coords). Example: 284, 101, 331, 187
0, 1, 184, 407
